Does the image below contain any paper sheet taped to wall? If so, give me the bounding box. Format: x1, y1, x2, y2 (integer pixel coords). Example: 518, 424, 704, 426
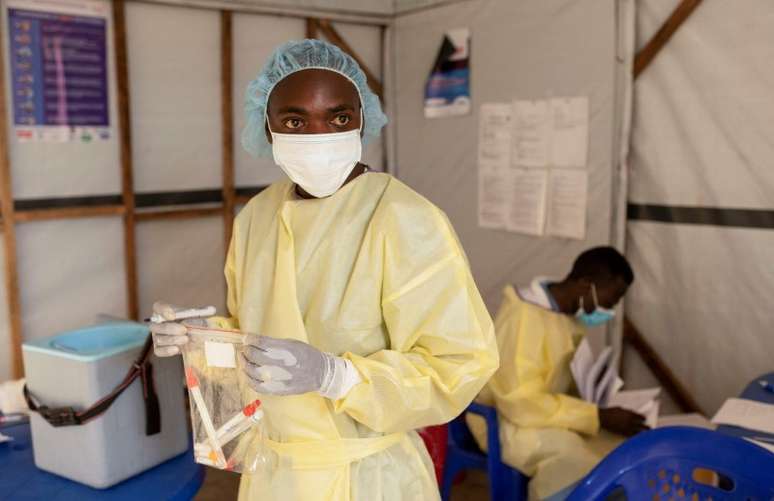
550, 97, 589, 168
478, 103, 511, 168
510, 96, 589, 168
506, 169, 548, 236
511, 100, 550, 167
477, 104, 511, 229
478, 100, 589, 238
545, 169, 588, 240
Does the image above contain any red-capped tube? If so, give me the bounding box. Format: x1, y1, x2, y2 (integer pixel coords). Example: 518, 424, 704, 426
242, 399, 262, 417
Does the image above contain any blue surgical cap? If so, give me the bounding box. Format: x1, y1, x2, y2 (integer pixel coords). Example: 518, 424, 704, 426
241, 39, 388, 157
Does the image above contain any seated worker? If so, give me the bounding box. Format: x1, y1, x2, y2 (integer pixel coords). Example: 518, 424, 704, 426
468, 246, 644, 501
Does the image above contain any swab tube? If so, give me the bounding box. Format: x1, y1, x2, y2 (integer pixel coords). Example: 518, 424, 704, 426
186, 367, 227, 468
194, 400, 263, 457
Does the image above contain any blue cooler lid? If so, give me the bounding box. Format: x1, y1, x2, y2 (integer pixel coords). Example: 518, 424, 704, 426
22, 322, 149, 362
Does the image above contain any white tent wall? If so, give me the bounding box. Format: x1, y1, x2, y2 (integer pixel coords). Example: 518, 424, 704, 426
126, 2, 227, 319
136, 217, 226, 320
394, 0, 451, 14
0, 0, 385, 379
392, 0, 632, 320
127, 2, 223, 193
219, 0, 392, 17
624, 0, 774, 414
17, 218, 129, 335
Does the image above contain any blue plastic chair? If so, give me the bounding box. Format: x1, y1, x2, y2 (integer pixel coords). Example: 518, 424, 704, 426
441, 402, 528, 501
567, 426, 774, 501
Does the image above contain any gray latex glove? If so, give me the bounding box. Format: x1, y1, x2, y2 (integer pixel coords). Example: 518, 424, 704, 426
241, 335, 361, 399
149, 302, 209, 357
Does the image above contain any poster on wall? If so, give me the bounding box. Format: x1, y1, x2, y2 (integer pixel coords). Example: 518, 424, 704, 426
6, 0, 110, 143
424, 28, 470, 119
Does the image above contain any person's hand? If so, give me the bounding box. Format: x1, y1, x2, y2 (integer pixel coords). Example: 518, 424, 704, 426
599, 407, 650, 437
241, 335, 331, 395
149, 302, 206, 357
241, 335, 361, 399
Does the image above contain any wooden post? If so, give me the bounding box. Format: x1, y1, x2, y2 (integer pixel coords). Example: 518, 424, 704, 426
306, 18, 318, 39
634, 0, 704, 79
0, 20, 25, 378
316, 19, 384, 100
14, 205, 125, 222
112, 0, 139, 320
623, 317, 704, 414
137, 207, 224, 222
221, 11, 235, 249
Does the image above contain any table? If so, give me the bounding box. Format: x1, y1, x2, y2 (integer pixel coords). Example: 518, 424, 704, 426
716, 371, 774, 444
0, 422, 204, 500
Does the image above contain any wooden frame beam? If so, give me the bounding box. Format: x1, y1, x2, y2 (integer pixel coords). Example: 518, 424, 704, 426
0, 20, 24, 378
314, 19, 384, 100
14, 206, 125, 222
113, 0, 139, 321
221, 11, 236, 249
634, 0, 704, 79
623, 317, 704, 414
306, 17, 317, 39
137, 207, 223, 222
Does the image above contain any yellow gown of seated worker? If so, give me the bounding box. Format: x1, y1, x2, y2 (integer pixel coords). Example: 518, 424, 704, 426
467, 280, 621, 501
212, 172, 498, 501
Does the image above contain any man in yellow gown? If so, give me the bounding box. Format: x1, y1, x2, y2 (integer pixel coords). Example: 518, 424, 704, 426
468, 247, 644, 500
150, 39, 498, 501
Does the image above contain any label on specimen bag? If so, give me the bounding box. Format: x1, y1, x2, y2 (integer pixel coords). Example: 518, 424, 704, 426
204, 341, 236, 368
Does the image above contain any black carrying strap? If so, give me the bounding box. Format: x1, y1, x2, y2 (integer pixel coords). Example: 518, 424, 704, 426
24, 335, 161, 436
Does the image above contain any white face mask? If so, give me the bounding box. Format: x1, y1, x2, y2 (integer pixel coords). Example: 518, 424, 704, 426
270, 126, 362, 199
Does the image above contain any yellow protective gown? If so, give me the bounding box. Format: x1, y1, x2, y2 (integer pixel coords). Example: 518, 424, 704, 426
214, 172, 498, 501
467, 282, 621, 500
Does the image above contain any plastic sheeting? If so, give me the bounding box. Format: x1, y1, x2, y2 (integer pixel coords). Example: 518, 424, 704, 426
625, 0, 774, 413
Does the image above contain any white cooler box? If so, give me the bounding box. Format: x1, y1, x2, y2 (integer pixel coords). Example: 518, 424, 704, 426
22, 322, 189, 488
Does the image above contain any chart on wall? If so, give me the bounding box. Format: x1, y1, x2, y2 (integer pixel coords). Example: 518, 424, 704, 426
478, 97, 589, 240
424, 28, 470, 119
6, 0, 110, 143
